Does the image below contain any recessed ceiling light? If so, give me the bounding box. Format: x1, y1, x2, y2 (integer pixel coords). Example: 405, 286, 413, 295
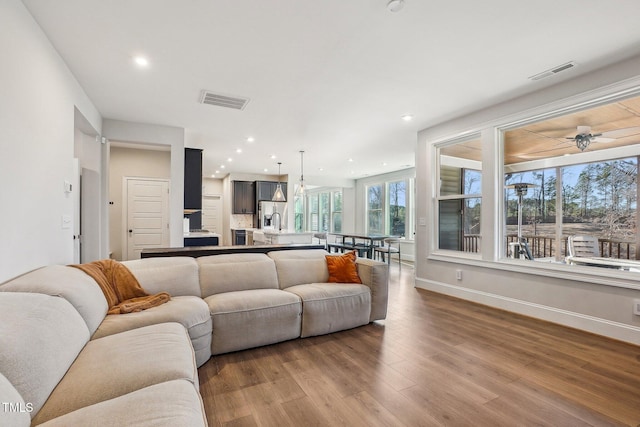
227, 158, 233, 162
348, 158, 354, 162
318, 167, 324, 172
210, 174, 215, 178
220, 165, 225, 169
387, 0, 405, 13
215, 170, 220, 174
270, 154, 277, 159
401, 114, 413, 122
247, 137, 255, 143
382, 162, 388, 166
236, 148, 242, 153
264, 168, 269, 172
133, 56, 149, 67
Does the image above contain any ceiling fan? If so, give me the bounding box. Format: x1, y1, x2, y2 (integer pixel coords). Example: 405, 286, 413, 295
566, 126, 615, 151
566, 125, 640, 151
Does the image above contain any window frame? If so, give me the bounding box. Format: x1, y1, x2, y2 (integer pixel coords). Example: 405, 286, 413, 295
434, 135, 483, 256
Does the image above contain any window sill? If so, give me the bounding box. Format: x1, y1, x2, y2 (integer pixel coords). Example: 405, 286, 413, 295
427, 252, 640, 291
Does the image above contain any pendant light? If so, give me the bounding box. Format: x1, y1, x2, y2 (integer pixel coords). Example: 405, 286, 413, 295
297, 150, 305, 195
272, 162, 286, 202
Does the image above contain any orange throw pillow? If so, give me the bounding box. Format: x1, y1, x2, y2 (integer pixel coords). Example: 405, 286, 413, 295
325, 250, 362, 284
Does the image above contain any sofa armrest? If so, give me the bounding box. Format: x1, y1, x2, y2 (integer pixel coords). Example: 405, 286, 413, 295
355, 258, 389, 321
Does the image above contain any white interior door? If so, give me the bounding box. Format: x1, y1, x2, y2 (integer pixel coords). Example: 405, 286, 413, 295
202, 195, 223, 234
81, 168, 101, 263
72, 159, 81, 263
124, 178, 170, 260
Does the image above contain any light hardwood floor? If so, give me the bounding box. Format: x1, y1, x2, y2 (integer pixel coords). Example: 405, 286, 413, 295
198, 262, 640, 426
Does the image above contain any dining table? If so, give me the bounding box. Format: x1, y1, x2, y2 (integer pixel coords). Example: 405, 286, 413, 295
327, 233, 390, 259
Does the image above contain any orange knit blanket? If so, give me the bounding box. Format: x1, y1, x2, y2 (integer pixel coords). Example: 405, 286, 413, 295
71, 259, 170, 315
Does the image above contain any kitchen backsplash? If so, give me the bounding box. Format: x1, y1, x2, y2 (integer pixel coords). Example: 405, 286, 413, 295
230, 214, 254, 229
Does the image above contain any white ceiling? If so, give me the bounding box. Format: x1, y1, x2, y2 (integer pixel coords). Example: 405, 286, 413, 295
22, 0, 640, 181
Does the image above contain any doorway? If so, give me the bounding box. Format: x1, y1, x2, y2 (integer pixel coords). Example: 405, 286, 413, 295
123, 177, 170, 260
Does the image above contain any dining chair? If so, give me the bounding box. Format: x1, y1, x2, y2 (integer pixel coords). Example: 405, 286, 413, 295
374, 237, 401, 266
313, 232, 327, 249
567, 235, 600, 258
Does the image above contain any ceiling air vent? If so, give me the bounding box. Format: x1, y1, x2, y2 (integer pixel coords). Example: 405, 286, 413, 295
199, 90, 250, 110
528, 61, 576, 81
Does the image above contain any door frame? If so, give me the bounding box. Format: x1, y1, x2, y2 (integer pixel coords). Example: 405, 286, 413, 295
121, 177, 170, 260
202, 193, 224, 234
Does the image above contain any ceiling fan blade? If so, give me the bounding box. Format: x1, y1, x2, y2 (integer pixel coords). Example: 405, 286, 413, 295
600, 126, 640, 139
593, 137, 615, 143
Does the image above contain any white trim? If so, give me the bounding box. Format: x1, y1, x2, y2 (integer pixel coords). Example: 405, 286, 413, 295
415, 277, 640, 346
427, 252, 640, 291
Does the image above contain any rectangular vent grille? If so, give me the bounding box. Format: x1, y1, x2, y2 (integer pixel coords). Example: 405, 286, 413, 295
200, 91, 250, 110
528, 61, 576, 81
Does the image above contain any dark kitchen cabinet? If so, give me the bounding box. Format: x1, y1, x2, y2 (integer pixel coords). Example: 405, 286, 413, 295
184, 148, 203, 229
233, 181, 255, 214
232, 229, 246, 245
256, 181, 287, 202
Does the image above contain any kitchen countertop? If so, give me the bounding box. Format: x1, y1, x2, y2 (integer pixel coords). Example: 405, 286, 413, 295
184, 231, 221, 238
260, 229, 313, 236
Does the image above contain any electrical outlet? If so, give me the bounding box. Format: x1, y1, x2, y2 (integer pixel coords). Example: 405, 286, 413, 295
456, 269, 462, 281
633, 299, 640, 316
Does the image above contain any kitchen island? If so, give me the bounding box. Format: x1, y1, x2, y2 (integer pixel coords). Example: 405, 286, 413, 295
183, 231, 220, 247
252, 229, 314, 245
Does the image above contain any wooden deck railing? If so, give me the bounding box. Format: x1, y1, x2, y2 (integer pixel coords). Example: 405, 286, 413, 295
462, 234, 636, 260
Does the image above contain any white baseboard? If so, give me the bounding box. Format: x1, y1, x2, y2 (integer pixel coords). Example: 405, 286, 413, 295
415, 277, 640, 346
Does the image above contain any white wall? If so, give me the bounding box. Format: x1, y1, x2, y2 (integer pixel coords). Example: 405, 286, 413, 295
108, 146, 171, 260
416, 54, 640, 344
0, 0, 101, 283
102, 119, 185, 250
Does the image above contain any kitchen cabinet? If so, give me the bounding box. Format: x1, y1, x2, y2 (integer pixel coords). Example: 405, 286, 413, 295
184, 148, 203, 229
232, 229, 247, 245
256, 181, 287, 202
232, 181, 255, 214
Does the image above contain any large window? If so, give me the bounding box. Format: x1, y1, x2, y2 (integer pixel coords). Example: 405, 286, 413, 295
388, 180, 406, 237
303, 189, 343, 233
332, 191, 342, 233
502, 93, 640, 268
436, 138, 482, 252
308, 195, 319, 231
504, 158, 638, 260
365, 178, 414, 237
367, 185, 383, 234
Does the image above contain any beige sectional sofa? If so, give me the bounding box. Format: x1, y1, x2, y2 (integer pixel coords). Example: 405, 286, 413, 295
0, 249, 388, 426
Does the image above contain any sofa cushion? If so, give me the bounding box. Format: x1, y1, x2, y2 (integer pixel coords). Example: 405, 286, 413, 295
0, 265, 108, 335
92, 296, 212, 367
37, 380, 206, 427
205, 289, 302, 355
32, 322, 198, 425
268, 249, 330, 289
0, 372, 31, 427
284, 283, 371, 337
325, 251, 362, 283
198, 253, 279, 297
0, 292, 90, 419
123, 257, 201, 297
